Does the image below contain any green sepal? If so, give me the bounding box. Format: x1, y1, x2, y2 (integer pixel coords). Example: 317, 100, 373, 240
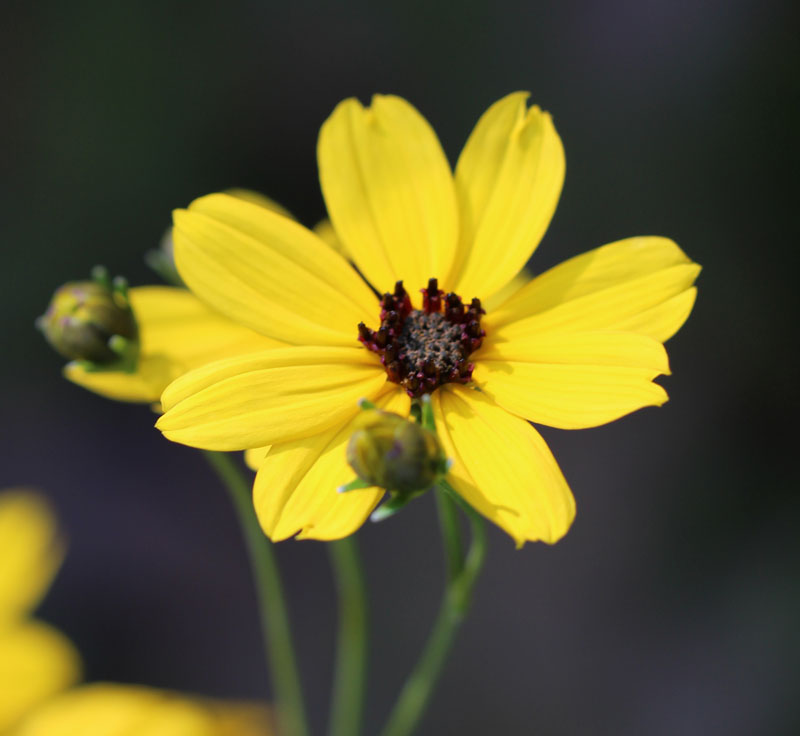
337, 477, 373, 494
370, 488, 429, 523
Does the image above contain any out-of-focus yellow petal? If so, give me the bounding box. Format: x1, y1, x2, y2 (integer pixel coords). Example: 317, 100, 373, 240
132, 287, 281, 363
12, 684, 221, 736
433, 387, 575, 546
313, 218, 349, 259
474, 331, 670, 429
254, 388, 410, 541
173, 194, 377, 345
318, 95, 459, 293
64, 356, 174, 404
451, 93, 565, 300
202, 699, 274, 736
157, 347, 387, 451
225, 188, 294, 220
0, 621, 81, 732
0, 492, 62, 623
487, 236, 701, 342
244, 446, 270, 472
63, 287, 280, 404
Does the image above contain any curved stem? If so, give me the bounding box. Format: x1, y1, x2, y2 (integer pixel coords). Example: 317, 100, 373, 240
328, 534, 369, 736
377, 483, 488, 736
434, 488, 463, 582
203, 450, 310, 736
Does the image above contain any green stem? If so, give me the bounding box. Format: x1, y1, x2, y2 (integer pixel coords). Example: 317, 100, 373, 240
434, 488, 463, 581
328, 535, 369, 736
378, 483, 488, 736
203, 451, 310, 736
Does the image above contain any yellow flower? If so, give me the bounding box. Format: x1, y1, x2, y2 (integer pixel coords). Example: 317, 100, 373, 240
0, 491, 81, 731
0, 491, 271, 735
157, 92, 700, 545
11, 684, 272, 736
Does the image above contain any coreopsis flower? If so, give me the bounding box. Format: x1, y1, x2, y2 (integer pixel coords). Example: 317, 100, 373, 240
0, 490, 81, 731
12, 684, 272, 736
157, 92, 700, 545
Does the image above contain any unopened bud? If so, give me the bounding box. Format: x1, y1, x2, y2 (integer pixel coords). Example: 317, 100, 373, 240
37, 268, 138, 366
346, 410, 447, 494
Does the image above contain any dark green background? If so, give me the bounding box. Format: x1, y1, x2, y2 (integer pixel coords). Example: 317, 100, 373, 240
2, 1, 797, 734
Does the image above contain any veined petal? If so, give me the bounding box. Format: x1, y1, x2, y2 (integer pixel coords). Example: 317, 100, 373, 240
173, 193, 377, 345
451, 93, 565, 299
157, 347, 387, 451
474, 331, 670, 429
0, 492, 62, 623
0, 621, 81, 731
488, 236, 701, 342
433, 387, 575, 545
65, 287, 279, 404
132, 287, 281, 362
254, 388, 410, 541
318, 95, 459, 293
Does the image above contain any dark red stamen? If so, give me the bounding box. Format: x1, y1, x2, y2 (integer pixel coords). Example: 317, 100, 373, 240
421, 278, 443, 314
358, 278, 486, 398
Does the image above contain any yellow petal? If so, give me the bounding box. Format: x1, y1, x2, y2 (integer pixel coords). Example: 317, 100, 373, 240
0, 621, 81, 731
474, 331, 670, 429
244, 446, 270, 472
451, 93, 565, 299
254, 388, 410, 541
13, 684, 220, 736
313, 218, 350, 259
157, 347, 387, 451
202, 699, 274, 736
225, 188, 294, 220
482, 269, 530, 312
433, 387, 575, 545
173, 193, 377, 345
318, 95, 459, 293
64, 356, 175, 404
64, 287, 280, 404
0, 491, 62, 622
488, 236, 701, 342
132, 287, 282, 364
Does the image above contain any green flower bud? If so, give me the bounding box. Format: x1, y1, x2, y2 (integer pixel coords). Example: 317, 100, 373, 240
37, 268, 138, 366
346, 409, 448, 494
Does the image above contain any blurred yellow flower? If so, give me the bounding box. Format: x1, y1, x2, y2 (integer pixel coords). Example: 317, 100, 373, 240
63, 286, 280, 404
0, 491, 81, 732
157, 92, 700, 545
11, 684, 272, 736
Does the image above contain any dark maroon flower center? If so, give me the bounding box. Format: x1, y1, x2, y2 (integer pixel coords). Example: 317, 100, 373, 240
358, 278, 485, 398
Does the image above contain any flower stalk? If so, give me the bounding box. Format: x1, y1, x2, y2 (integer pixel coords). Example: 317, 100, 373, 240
378, 482, 487, 736
328, 535, 369, 736
202, 450, 310, 736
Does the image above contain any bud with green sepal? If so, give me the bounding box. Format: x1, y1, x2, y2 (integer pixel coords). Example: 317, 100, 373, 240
342, 396, 450, 521
37, 266, 140, 373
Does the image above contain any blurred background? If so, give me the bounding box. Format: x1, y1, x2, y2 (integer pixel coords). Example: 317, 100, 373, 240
1, 0, 798, 733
